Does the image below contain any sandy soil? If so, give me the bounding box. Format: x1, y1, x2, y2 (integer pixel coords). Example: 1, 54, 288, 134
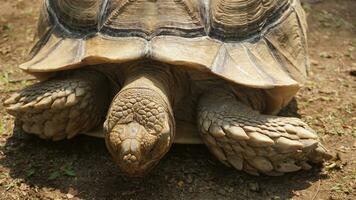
0, 0, 355, 199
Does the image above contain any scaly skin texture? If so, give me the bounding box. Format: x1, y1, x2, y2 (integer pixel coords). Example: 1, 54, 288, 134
4, 70, 111, 140
104, 64, 175, 177
197, 89, 332, 176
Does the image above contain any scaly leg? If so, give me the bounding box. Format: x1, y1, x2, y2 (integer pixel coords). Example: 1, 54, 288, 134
4, 69, 111, 141
197, 89, 332, 176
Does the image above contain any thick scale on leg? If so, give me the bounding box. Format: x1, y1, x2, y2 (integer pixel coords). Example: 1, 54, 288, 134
4, 70, 111, 140
197, 90, 332, 176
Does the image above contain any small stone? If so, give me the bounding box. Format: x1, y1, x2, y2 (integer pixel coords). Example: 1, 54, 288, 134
186, 175, 193, 183
248, 182, 260, 192
310, 59, 319, 66
227, 187, 234, 193
350, 70, 356, 77
218, 188, 226, 195
319, 52, 332, 58
272, 196, 281, 200
177, 180, 184, 188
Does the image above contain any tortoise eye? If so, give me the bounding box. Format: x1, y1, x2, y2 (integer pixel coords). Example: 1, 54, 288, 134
209, 0, 290, 40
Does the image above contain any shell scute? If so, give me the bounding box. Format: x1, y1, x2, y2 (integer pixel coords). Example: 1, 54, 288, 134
209, 0, 290, 39
50, 0, 105, 31
102, 0, 204, 38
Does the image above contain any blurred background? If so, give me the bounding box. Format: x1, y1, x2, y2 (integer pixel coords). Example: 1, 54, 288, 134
0, 0, 355, 199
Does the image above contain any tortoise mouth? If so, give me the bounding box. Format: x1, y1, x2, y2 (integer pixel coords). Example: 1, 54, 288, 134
116, 155, 159, 177
105, 122, 171, 176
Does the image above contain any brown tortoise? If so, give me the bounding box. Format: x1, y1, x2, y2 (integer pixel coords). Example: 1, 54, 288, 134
4, 0, 332, 177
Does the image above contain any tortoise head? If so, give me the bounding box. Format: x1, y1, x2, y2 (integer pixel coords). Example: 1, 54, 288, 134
104, 121, 172, 177
103, 65, 175, 177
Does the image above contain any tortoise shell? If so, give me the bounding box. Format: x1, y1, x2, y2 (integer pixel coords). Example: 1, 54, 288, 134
21, 0, 309, 114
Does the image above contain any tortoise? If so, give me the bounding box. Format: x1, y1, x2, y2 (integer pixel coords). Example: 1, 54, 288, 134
4, 0, 332, 177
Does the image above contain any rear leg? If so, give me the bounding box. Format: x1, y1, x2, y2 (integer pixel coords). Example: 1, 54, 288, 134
4, 69, 112, 141
197, 89, 332, 176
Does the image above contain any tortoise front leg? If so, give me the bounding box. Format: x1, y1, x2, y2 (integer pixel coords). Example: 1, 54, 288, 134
196, 89, 332, 176
4, 69, 111, 141
104, 64, 175, 177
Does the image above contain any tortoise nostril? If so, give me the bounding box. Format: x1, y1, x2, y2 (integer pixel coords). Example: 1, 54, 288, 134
120, 138, 141, 164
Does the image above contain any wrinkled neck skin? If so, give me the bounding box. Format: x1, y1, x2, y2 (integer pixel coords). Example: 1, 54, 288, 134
122, 62, 176, 104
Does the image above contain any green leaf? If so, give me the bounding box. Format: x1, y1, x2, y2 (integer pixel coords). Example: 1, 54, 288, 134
2, 24, 12, 31
63, 168, 76, 177
62, 163, 76, 177
48, 171, 61, 180
26, 168, 35, 178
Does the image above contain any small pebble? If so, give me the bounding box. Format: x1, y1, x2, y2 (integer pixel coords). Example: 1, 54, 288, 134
272, 195, 281, 200
349, 70, 356, 77
319, 52, 332, 58
177, 180, 184, 188
227, 187, 234, 193
186, 175, 193, 183
310, 59, 319, 66
248, 182, 260, 192
218, 188, 226, 195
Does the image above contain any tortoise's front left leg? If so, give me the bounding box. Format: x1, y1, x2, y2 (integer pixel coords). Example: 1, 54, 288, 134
197, 89, 332, 176
4, 69, 111, 141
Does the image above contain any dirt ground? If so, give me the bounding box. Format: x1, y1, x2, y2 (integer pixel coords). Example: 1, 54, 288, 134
0, 0, 355, 199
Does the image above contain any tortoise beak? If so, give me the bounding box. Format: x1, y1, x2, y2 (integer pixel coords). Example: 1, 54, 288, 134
105, 122, 170, 177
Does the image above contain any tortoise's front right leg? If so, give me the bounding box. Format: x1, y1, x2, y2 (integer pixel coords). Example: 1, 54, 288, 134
197, 89, 332, 176
4, 69, 111, 141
